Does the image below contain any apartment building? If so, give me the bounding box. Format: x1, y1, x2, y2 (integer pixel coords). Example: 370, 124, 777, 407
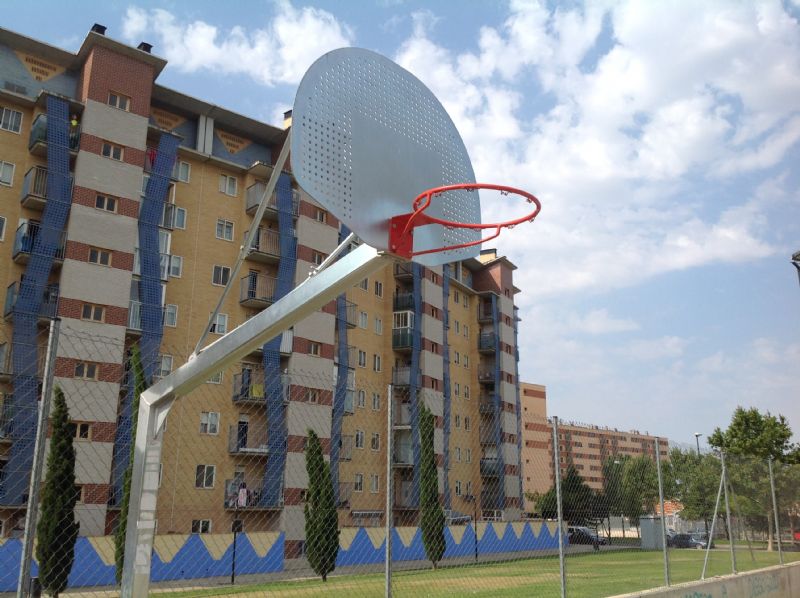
520, 383, 669, 510
0, 25, 524, 554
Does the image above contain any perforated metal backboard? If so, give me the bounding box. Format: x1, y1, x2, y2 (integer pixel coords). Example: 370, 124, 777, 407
291, 47, 481, 267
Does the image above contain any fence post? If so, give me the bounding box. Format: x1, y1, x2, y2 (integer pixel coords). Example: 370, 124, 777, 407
385, 384, 393, 598
701, 471, 724, 580
767, 458, 783, 565
552, 417, 566, 598
720, 451, 737, 574
17, 318, 61, 598
655, 437, 670, 587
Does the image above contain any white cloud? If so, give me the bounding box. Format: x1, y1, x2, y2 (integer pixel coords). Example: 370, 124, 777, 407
567, 309, 639, 335
121, 1, 354, 86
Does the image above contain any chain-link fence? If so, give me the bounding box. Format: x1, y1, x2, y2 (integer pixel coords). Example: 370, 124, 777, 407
1, 324, 796, 597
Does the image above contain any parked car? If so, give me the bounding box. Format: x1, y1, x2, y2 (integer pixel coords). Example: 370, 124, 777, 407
670, 533, 706, 549
568, 526, 608, 546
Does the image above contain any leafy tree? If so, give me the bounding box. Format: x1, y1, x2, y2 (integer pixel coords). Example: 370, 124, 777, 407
621, 456, 658, 535
304, 429, 339, 581
602, 457, 628, 540
36, 387, 79, 597
114, 345, 145, 583
533, 465, 599, 526
667, 448, 720, 539
709, 407, 798, 550
419, 406, 445, 568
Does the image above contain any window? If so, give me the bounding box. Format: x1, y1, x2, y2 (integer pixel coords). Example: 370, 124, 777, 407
195, 464, 215, 489
101, 142, 123, 161
358, 310, 368, 329
453, 290, 460, 304
393, 311, 414, 329
215, 219, 234, 241
0, 161, 14, 186
191, 519, 211, 534
158, 463, 163, 488
94, 194, 117, 213
374, 281, 383, 297
169, 255, 183, 278
75, 485, 84, 503
207, 371, 223, 384
466, 448, 472, 463
309, 341, 321, 356
354, 473, 364, 492
164, 304, 178, 327
157, 354, 173, 378
466, 481, 472, 495
454, 414, 461, 429
463, 296, 469, 308
464, 355, 469, 368
454, 351, 460, 365
454, 320, 460, 334
464, 385, 470, 399
373, 354, 382, 372
315, 208, 327, 223
69, 422, 91, 440
199, 412, 219, 435
88, 247, 111, 266
212, 265, 230, 286
175, 207, 187, 229
355, 430, 364, 449
141, 173, 150, 195
357, 389, 366, 408
173, 160, 191, 182
454, 383, 460, 397
210, 313, 228, 334
370, 474, 379, 493
431, 306, 439, 319
312, 251, 327, 266
0, 108, 22, 133
81, 303, 105, 322
219, 174, 238, 196
0, 216, 5, 241
455, 447, 461, 462
307, 389, 319, 403
372, 392, 380, 411
455, 480, 462, 496
358, 278, 368, 290
74, 362, 98, 380
108, 92, 131, 111
357, 350, 367, 368
371, 432, 380, 451
374, 317, 383, 335
464, 325, 469, 338
464, 416, 471, 431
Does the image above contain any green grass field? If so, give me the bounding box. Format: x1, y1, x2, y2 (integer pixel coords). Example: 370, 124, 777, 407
159, 549, 797, 597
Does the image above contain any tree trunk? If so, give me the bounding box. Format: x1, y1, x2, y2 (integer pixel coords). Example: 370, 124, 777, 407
767, 511, 773, 552
790, 510, 796, 547
322, 574, 327, 582
621, 517, 625, 540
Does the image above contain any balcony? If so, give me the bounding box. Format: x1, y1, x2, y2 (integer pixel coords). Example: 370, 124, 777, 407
0, 346, 11, 382
334, 345, 357, 368
232, 369, 290, 405
4, 282, 59, 321
144, 147, 178, 180
478, 301, 495, 323
133, 248, 171, 281
245, 182, 299, 217
478, 332, 496, 353
228, 424, 269, 456
392, 328, 413, 352
337, 299, 357, 328
337, 482, 353, 508
480, 458, 502, 477
28, 114, 80, 157
223, 477, 282, 510
126, 301, 166, 334
159, 203, 177, 230
394, 401, 412, 427
246, 227, 281, 264
247, 329, 293, 357
395, 481, 414, 509
0, 400, 13, 443
393, 439, 413, 467
394, 262, 413, 280
479, 423, 498, 445
392, 366, 419, 387
239, 273, 277, 308
479, 394, 497, 414
393, 293, 414, 311
12, 222, 66, 265
343, 390, 354, 415
339, 435, 354, 461
20, 166, 74, 211
478, 368, 496, 385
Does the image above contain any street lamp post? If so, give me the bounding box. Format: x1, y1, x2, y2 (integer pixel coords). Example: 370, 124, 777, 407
694, 433, 702, 455
694, 433, 710, 543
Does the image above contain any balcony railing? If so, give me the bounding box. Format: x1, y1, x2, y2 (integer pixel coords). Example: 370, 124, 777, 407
392, 366, 419, 387
126, 301, 166, 332
0, 401, 13, 442
133, 248, 171, 281
28, 114, 80, 153
395, 481, 414, 508
20, 166, 73, 211
394, 263, 413, 279
478, 301, 495, 322
4, 282, 59, 320
232, 369, 290, 405
479, 394, 497, 414
393, 441, 413, 466
479, 423, 498, 445
392, 328, 413, 351
393, 293, 414, 311
337, 299, 357, 328
478, 368, 496, 384
12, 222, 66, 263
478, 332, 496, 352
239, 273, 277, 308
394, 401, 412, 426
144, 147, 178, 179
339, 435, 354, 461
223, 477, 281, 510
343, 390, 354, 414
228, 424, 269, 456
245, 182, 300, 216
159, 202, 177, 229
480, 458, 502, 477
334, 344, 357, 368
337, 482, 353, 507
246, 227, 281, 262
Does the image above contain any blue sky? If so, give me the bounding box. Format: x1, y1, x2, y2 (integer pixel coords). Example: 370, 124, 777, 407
5, 1, 799, 447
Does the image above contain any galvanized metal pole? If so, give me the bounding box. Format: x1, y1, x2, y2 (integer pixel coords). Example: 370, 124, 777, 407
701, 472, 724, 580
385, 384, 393, 598
17, 318, 60, 598
767, 458, 783, 565
552, 417, 566, 598
655, 438, 670, 587
720, 451, 737, 574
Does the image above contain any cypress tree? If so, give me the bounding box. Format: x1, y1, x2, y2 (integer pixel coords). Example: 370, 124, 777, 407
35, 386, 79, 597
304, 429, 339, 581
114, 345, 146, 584
420, 405, 445, 568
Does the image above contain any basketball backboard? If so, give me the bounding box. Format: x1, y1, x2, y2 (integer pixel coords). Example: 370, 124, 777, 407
291, 47, 482, 267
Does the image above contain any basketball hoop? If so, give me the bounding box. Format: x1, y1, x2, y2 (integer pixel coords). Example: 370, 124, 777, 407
388, 183, 541, 259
